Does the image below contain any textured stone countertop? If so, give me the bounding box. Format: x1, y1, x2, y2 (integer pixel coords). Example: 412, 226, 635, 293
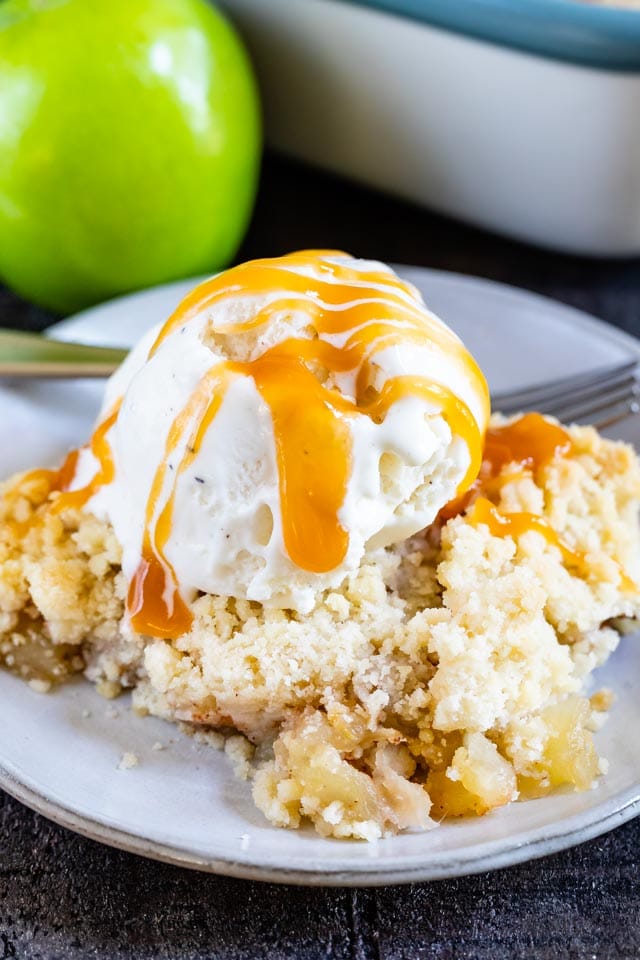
1, 154, 639, 959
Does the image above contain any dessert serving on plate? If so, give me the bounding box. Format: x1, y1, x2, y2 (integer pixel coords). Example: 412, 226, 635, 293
1, 250, 639, 841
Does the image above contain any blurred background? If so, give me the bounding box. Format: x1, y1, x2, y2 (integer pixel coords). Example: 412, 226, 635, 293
1, 0, 640, 331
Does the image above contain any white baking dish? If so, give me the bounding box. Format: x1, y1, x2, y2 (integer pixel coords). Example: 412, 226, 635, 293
220, 0, 640, 256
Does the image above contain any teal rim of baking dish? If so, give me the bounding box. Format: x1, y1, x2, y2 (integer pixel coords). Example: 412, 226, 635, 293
342, 0, 640, 70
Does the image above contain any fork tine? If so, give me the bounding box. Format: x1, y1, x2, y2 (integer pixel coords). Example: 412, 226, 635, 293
551, 377, 640, 423
532, 369, 639, 416
493, 358, 640, 428
594, 399, 640, 431
492, 360, 638, 414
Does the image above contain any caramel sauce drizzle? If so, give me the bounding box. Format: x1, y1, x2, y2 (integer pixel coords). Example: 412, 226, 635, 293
246, 352, 352, 574
51, 403, 121, 514
453, 412, 635, 591
468, 496, 591, 579
53, 449, 81, 493
128, 369, 231, 639
125, 250, 489, 637
482, 412, 573, 479
2, 450, 84, 538
0, 406, 121, 550
440, 412, 572, 520
11, 448, 82, 502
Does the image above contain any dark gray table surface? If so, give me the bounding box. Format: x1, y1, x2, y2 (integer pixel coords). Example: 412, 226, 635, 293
1, 155, 639, 959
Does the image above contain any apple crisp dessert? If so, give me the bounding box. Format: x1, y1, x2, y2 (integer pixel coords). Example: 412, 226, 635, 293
1, 413, 638, 840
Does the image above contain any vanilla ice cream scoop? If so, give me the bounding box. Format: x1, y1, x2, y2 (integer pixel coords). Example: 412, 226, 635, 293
61, 251, 489, 631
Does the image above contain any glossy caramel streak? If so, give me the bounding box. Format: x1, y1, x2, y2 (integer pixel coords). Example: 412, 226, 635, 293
244, 353, 351, 573
241, 351, 480, 573
150, 255, 428, 346
150, 255, 488, 409
440, 413, 573, 521
128, 367, 232, 639
364, 377, 483, 492
469, 496, 637, 592
13, 467, 59, 493
1, 451, 82, 538
1, 468, 57, 538
483, 413, 573, 480
53, 449, 81, 492
150, 253, 489, 456
149, 250, 488, 468
449, 416, 637, 593
469, 496, 590, 576
51, 403, 121, 514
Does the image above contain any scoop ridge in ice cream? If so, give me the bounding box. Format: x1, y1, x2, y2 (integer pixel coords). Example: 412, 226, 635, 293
59, 251, 490, 629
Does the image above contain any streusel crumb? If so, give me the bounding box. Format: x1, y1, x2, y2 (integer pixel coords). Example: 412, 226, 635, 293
1, 420, 639, 839
118, 752, 139, 771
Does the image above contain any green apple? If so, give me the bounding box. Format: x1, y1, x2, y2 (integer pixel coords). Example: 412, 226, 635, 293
0, 0, 261, 313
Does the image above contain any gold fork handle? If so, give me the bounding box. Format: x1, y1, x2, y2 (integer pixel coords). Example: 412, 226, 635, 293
0, 329, 128, 379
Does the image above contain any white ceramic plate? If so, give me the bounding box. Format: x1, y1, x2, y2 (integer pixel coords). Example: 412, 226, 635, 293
1, 267, 639, 886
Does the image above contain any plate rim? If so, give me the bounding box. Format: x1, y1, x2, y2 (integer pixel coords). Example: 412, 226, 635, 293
0, 764, 638, 886
3, 265, 640, 886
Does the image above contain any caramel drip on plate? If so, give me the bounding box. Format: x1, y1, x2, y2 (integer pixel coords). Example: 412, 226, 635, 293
76, 252, 489, 638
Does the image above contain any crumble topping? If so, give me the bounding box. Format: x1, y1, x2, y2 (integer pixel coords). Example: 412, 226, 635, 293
1, 419, 639, 839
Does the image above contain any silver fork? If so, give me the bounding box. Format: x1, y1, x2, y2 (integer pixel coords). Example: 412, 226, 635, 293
493, 359, 640, 429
